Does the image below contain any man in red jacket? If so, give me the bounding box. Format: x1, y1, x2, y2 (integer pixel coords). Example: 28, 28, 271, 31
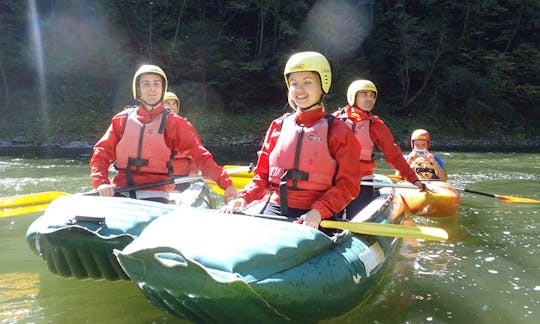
334, 79, 424, 217
90, 65, 237, 203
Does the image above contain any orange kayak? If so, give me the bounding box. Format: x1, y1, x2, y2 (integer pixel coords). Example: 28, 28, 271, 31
396, 181, 460, 217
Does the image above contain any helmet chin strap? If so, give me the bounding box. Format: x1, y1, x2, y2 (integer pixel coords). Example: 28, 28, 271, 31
143, 100, 161, 110
137, 93, 163, 110
298, 93, 325, 111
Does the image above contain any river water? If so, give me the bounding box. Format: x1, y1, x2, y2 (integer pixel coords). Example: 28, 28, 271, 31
0, 150, 538, 323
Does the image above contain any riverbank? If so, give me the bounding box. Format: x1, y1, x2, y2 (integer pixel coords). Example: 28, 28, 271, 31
3, 108, 539, 155
1, 135, 540, 158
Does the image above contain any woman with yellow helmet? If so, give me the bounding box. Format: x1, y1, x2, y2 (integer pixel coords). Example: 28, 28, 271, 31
333, 79, 424, 217
405, 129, 448, 181
90, 65, 237, 203
222, 51, 367, 229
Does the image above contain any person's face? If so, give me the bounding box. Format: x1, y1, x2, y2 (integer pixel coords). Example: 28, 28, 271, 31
164, 99, 179, 114
287, 71, 323, 110
413, 139, 429, 150
354, 90, 376, 112
138, 74, 163, 106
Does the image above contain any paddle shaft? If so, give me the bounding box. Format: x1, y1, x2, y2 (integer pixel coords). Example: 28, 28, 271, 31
361, 181, 419, 189
115, 166, 246, 195
234, 212, 447, 241
454, 187, 539, 203
459, 188, 495, 198
85, 175, 204, 196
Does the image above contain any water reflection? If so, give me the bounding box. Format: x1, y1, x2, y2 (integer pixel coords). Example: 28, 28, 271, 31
0, 152, 539, 323
0, 272, 39, 323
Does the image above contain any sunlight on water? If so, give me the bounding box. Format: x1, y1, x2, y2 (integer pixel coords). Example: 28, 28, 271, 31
0, 157, 90, 195
1, 152, 538, 323
0, 273, 39, 323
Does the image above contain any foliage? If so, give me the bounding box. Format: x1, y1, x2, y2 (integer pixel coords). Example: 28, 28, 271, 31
0, 0, 538, 145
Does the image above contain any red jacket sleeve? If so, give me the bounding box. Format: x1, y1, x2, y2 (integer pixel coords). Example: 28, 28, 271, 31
165, 115, 233, 190
90, 112, 127, 189
370, 116, 419, 184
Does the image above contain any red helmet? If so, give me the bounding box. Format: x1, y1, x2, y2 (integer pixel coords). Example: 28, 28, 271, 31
411, 129, 431, 148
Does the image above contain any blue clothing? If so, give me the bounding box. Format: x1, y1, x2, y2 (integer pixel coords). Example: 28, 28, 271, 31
434, 155, 445, 170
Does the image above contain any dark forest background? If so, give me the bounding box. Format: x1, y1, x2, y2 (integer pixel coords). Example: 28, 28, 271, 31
0, 0, 538, 147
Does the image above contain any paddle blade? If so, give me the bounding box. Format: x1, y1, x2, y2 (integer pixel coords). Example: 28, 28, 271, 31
206, 165, 255, 194
496, 195, 540, 203
1, 203, 50, 218
320, 220, 448, 241
0, 192, 69, 209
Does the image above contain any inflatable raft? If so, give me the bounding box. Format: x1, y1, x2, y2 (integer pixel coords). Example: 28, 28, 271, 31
26, 182, 212, 280
114, 186, 407, 322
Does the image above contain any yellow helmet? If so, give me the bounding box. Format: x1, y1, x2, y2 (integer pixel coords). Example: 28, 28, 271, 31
411, 129, 431, 148
347, 79, 378, 106
284, 51, 331, 94
163, 91, 180, 113
132, 64, 168, 101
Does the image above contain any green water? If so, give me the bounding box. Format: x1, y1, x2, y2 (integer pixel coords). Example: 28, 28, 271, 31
1, 152, 538, 323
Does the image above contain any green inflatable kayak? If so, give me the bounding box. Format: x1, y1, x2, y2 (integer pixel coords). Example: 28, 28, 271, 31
26, 182, 212, 280
115, 186, 406, 322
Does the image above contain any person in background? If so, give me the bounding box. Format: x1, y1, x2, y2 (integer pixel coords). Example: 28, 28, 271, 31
90, 64, 237, 203
333, 79, 424, 218
163, 91, 180, 114
405, 128, 447, 181
163, 91, 200, 188
222, 51, 366, 229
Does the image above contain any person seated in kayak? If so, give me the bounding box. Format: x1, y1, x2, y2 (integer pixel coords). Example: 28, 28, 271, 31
163, 91, 200, 190
90, 64, 237, 203
333, 80, 424, 218
404, 128, 448, 181
221, 51, 367, 229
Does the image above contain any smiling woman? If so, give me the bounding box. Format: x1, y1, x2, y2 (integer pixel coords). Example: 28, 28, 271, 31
222, 51, 368, 229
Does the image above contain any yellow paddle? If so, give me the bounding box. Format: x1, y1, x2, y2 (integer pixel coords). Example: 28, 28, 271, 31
0, 191, 70, 209
456, 187, 540, 203
1, 166, 253, 218
320, 220, 448, 241
205, 165, 254, 193
235, 212, 448, 241
388, 174, 539, 203
1, 176, 205, 218
1, 192, 70, 218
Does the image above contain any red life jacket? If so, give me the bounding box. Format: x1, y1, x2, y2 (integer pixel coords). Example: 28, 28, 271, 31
115, 108, 173, 175
335, 107, 374, 161
268, 114, 337, 192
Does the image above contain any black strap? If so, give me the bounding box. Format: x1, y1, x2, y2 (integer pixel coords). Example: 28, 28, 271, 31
280, 128, 306, 216
157, 109, 168, 134
279, 172, 289, 216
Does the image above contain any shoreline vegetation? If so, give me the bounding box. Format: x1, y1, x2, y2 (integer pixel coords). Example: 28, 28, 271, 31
2, 2, 538, 153
2, 111, 539, 155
